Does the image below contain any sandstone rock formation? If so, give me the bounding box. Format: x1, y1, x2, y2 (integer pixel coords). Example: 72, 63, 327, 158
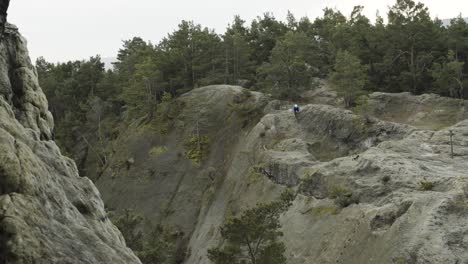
0, 25, 140, 263
87, 84, 468, 263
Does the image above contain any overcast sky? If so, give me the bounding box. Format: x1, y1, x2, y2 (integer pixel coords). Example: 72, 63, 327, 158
8, 0, 467, 63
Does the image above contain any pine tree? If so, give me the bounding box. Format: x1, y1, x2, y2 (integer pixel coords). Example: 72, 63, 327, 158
431, 50, 465, 98
329, 50, 368, 107
208, 189, 295, 264
258, 31, 319, 99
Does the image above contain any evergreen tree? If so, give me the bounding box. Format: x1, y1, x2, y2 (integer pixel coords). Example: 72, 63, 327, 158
207, 190, 295, 264
159, 21, 224, 93
447, 15, 468, 74
248, 13, 288, 67
329, 50, 368, 107
312, 8, 348, 76
431, 50, 465, 98
223, 16, 254, 85
122, 53, 164, 120
384, 0, 443, 93
258, 31, 319, 99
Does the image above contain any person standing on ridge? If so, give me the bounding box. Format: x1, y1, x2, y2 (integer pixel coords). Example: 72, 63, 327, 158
293, 104, 300, 117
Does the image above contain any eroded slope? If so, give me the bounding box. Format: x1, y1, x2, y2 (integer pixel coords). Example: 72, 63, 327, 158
186, 93, 468, 264
75, 82, 468, 263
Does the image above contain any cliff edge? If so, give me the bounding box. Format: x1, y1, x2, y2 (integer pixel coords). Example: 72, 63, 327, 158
0, 24, 141, 263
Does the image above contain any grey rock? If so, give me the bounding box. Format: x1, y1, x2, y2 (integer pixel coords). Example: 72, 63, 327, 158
185, 90, 468, 264
64, 77, 468, 263
0, 26, 140, 263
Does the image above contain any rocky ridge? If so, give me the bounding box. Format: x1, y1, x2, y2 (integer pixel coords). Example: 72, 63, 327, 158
0, 25, 140, 263
185, 89, 468, 263
82, 82, 468, 263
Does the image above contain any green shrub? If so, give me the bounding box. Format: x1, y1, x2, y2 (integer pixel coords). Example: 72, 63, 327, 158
394, 256, 406, 264
184, 135, 210, 163
329, 185, 350, 198
353, 95, 371, 115
420, 180, 434, 191
112, 209, 144, 251
112, 210, 177, 264
329, 185, 359, 208
143, 92, 184, 134
247, 168, 263, 186
137, 224, 177, 264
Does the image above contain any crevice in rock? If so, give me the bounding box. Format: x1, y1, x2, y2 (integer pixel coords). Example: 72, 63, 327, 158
73, 201, 92, 216
370, 201, 413, 232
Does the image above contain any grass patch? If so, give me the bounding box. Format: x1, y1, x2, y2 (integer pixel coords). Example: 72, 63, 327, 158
394, 257, 406, 264
329, 184, 359, 208
247, 169, 263, 186
149, 146, 168, 156
420, 180, 435, 191
329, 185, 351, 198
310, 206, 339, 216
299, 173, 359, 208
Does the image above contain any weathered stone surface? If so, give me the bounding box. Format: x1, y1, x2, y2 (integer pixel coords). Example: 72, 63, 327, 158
185, 90, 468, 264
368, 92, 468, 130
60, 72, 468, 263
0, 26, 140, 263
74, 83, 468, 263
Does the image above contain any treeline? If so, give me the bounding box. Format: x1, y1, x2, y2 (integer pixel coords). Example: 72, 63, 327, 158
38, 0, 468, 131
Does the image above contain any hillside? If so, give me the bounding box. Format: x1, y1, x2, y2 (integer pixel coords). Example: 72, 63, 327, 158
67, 83, 468, 263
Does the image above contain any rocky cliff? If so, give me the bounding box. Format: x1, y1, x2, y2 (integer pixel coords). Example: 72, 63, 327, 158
87, 84, 468, 263
187, 94, 468, 263
28, 77, 465, 263
0, 24, 140, 263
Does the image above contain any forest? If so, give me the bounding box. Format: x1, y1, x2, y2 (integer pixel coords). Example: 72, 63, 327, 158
36, 0, 468, 146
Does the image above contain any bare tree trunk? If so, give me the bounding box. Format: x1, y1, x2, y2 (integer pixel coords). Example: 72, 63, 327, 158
410, 44, 416, 94
234, 44, 239, 81
225, 46, 229, 84
184, 63, 188, 89
191, 37, 196, 88
97, 114, 102, 143
196, 119, 201, 153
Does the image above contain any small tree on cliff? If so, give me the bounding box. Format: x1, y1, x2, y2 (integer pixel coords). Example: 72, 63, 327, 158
207, 189, 295, 264
329, 50, 367, 107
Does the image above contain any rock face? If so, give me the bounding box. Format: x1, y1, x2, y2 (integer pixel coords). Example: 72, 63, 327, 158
185, 91, 468, 264
88, 83, 468, 263
93, 85, 268, 258
0, 25, 140, 263
367, 92, 468, 130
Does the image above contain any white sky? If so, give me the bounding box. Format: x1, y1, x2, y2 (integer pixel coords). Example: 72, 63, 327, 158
8, 0, 467, 63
